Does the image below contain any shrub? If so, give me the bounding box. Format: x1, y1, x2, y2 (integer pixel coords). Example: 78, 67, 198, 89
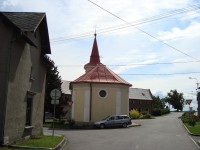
161, 108, 170, 115
192, 115, 200, 122
182, 116, 190, 123
129, 109, 140, 119
152, 108, 170, 116
152, 108, 162, 116
188, 118, 196, 126
181, 111, 197, 126
140, 114, 151, 119
140, 111, 148, 116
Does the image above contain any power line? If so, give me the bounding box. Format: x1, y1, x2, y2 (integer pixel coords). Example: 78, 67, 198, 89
119, 72, 200, 76
57, 60, 200, 67
88, 0, 200, 61
109, 60, 200, 66
50, 4, 200, 43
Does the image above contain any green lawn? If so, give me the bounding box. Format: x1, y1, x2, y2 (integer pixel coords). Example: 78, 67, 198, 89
16, 135, 63, 148
0, 135, 63, 150
185, 121, 200, 135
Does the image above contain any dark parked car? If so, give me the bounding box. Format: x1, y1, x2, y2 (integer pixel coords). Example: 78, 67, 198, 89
94, 115, 132, 129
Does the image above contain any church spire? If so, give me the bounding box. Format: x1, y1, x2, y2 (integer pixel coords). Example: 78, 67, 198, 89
84, 34, 101, 72
89, 33, 100, 65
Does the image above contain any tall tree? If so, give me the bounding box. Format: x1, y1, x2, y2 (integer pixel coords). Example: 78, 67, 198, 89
152, 95, 165, 109
165, 89, 185, 111
43, 56, 62, 121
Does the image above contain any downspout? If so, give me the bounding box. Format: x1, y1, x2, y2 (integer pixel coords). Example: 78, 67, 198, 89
89, 83, 92, 122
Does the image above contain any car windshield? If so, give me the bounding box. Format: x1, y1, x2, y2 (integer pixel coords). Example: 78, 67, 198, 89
102, 116, 110, 120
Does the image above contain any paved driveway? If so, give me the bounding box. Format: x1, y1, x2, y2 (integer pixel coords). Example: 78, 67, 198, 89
44, 112, 199, 150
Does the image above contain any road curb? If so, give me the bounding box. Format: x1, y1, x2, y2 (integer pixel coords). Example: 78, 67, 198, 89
180, 119, 200, 148
129, 123, 141, 127
181, 120, 200, 136
53, 136, 68, 150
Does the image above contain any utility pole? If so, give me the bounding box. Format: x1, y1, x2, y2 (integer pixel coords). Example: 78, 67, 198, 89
189, 77, 200, 116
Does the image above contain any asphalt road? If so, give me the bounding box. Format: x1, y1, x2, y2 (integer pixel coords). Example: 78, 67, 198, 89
45, 112, 199, 150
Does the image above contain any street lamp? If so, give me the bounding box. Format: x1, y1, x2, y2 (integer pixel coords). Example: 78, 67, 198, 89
188, 77, 199, 89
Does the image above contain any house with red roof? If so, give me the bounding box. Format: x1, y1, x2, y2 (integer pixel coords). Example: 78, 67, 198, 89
70, 34, 132, 122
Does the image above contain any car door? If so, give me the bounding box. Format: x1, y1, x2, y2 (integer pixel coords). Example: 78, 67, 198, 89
106, 116, 116, 127
115, 116, 123, 127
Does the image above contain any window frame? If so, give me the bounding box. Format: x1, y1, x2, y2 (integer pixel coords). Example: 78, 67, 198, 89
98, 89, 108, 98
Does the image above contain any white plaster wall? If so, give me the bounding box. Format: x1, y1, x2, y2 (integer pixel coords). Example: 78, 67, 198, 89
83, 87, 90, 122
116, 87, 121, 115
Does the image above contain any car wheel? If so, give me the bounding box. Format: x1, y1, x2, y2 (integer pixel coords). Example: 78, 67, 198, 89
122, 123, 127, 128
100, 123, 105, 129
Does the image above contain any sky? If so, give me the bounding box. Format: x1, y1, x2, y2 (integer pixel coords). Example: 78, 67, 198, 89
1, 0, 200, 110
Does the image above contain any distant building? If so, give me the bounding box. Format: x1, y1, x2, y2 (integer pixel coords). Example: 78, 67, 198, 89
0, 12, 51, 145
61, 80, 72, 119
69, 34, 132, 122
129, 88, 153, 113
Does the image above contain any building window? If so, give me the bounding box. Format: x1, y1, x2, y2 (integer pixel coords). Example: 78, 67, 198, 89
30, 66, 35, 81
26, 91, 35, 126
99, 90, 107, 98
26, 97, 32, 126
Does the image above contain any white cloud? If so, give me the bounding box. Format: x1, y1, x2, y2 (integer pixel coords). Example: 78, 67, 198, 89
157, 21, 200, 41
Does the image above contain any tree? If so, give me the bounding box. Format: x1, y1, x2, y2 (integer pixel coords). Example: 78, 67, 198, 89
152, 95, 165, 109
165, 89, 185, 111
43, 56, 62, 121
152, 95, 170, 116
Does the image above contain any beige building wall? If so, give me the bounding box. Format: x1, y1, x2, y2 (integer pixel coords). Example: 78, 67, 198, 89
4, 41, 32, 142
1, 26, 47, 143
71, 83, 130, 122
72, 84, 87, 122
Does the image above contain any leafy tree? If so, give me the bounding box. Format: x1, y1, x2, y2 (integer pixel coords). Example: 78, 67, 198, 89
152, 95, 170, 116
43, 56, 62, 121
165, 89, 185, 112
152, 95, 165, 109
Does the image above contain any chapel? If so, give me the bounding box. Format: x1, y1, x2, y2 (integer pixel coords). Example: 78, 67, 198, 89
70, 34, 132, 122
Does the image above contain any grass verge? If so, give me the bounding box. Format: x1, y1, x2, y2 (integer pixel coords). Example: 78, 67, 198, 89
0, 135, 63, 150
184, 121, 200, 135
16, 135, 63, 148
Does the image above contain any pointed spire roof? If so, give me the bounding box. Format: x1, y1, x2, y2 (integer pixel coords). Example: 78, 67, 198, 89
89, 33, 100, 65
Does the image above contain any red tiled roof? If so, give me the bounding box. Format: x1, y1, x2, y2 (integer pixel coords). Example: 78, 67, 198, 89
71, 63, 132, 86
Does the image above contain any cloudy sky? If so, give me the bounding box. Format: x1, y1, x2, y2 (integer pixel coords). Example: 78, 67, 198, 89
1, 0, 200, 110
